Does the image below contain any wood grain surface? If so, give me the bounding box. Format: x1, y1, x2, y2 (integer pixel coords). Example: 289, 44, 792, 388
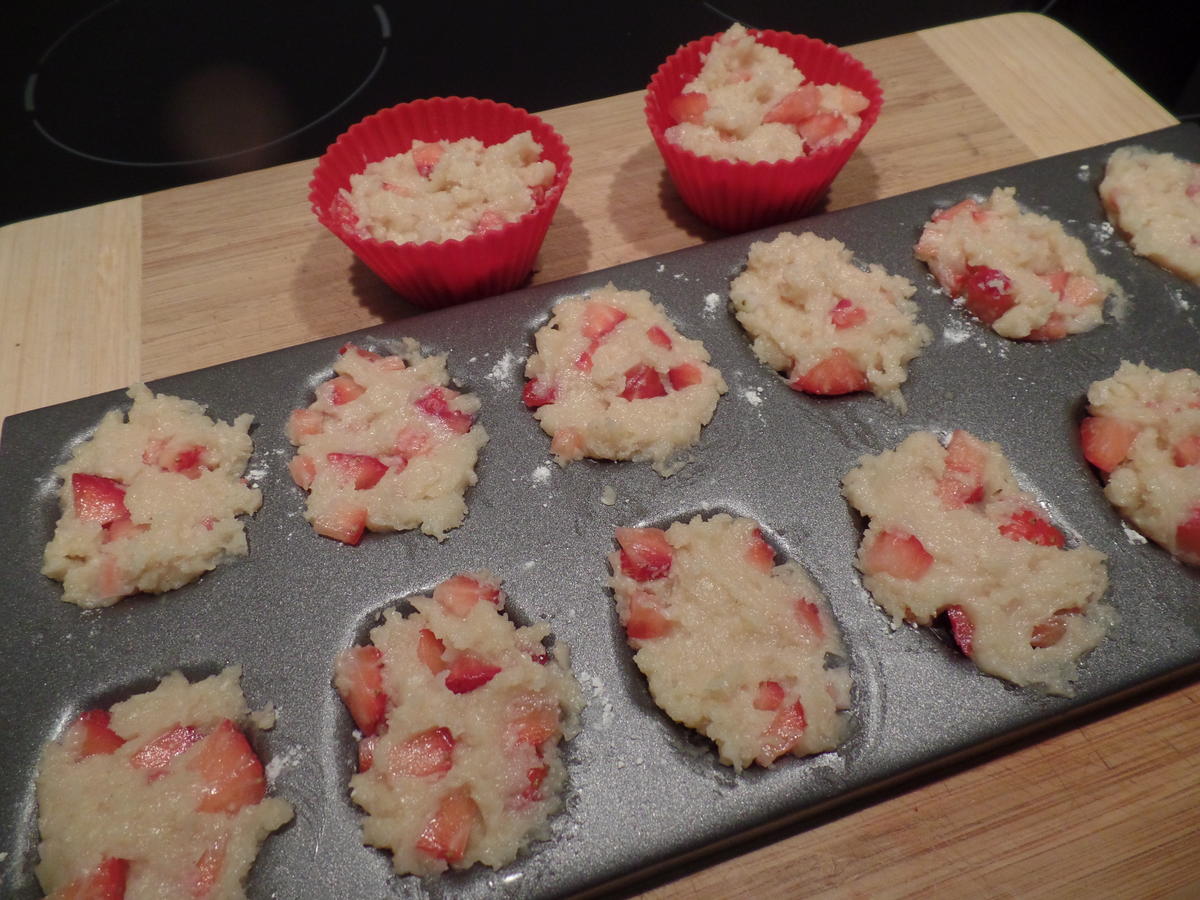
0, 12, 1194, 898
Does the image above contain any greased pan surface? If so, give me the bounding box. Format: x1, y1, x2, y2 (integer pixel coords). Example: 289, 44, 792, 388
2, 125, 1198, 899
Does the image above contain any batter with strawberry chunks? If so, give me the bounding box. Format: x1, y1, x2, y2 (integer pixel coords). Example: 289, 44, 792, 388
915, 186, 1119, 340
342, 132, 556, 245
842, 430, 1113, 695
41, 384, 262, 608
334, 572, 583, 877
35, 667, 292, 899
523, 284, 727, 475
664, 23, 869, 163
287, 340, 488, 544
1099, 145, 1200, 284
730, 231, 931, 408
1080, 361, 1200, 566
608, 514, 851, 770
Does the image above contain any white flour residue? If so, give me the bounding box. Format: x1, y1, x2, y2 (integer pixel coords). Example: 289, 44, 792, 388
531, 464, 552, 485
741, 386, 763, 406
600, 485, 617, 506
576, 671, 615, 729
942, 321, 972, 344
703, 292, 722, 317
486, 350, 520, 385
655, 262, 666, 274
1121, 522, 1149, 545
1076, 162, 1091, 181
1169, 288, 1192, 312
245, 464, 269, 483
264, 744, 302, 784
673, 272, 688, 281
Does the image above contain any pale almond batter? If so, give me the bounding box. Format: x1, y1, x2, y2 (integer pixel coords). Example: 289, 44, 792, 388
607, 514, 851, 770
336, 571, 583, 876
41, 385, 262, 608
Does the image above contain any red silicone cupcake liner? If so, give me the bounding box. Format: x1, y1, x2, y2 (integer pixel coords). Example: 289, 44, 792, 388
645, 29, 882, 233
309, 97, 572, 309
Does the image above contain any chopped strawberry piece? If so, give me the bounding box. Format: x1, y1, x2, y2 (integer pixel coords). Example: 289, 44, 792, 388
434, 574, 501, 618
615, 526, 673, 581
619, 364, 667, 401
412, 142, 443, 178
508, 695, 560, 746
830, 297, 867, 329
550, 427, 585, 460
862, 530, 933, 580
1038, 270, 1070, 296
522, 378, 557, 408
357, 734, 378, 772
762, 85, 822, 124
286, 408, 325, 443
72, 474, 129, 525
334, 645, 388, 736
416, 787, 480, 863
166, 444, 211, 479
1026, 313, 1069, 341
932, 198, 981, 223
518, 765, 549, 805
646, 325, 673, 349
417, 628, 447, 675
377, 354, 407, 372
48, 856, 129, 900
444, 652, 501, 694
756, 700, 807, 766
70, 709, 126, 759
191, 835, 227, 898
529, 650, 551, 665
582, 302, 628, 340
102, 514, 148, 543
288, 455, 316, 490
322, 375, 365, 406
833, 84, 869, 114
574, 342, 597, 373
1172, 435, 1200, 467
96, 555, 128, 600
131, 724, 204, 777
791, 348, 868, 396
391, 424, 431, 459
1176, 507, 1200, 559
999, 509, 1066, 548
797, 112, 847, 147
326, 453, 388, 490
624, 589, 673, 639
474, 210, 507, 234
415, 387, 475, 434
794, 598, 825, 640
667, 91, 709, 124
753, 680, 785, 711
962, 265, 1015, 326
338, 343, 381, 361
1031, 607, 1083, 649
312, 504, 367, 545
1063, 274, 1102, 307
668, 363, 704, 391
389, 727, 456, 778
745, 529, 776, 572
936, 429, 987, 508
190, 719, 266, 814
1079, 416, 1139, 473
944, 605, 974, 656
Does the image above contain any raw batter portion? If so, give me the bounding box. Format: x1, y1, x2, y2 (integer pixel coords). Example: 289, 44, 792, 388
730, 231, 931, 408
1080, 361, 1200, 566
335, 572, 583, 876
607, 513, 851, 770
287, 341, 488, 544
342, 132, 556, 245
665, 23, 868, 163
842, 430, 1113, 695
1099, 145, 1200, 284
915, 187, 1118, 340
35, 667, 292, 900
523, 284, 727, 475
41, 385, 262, 608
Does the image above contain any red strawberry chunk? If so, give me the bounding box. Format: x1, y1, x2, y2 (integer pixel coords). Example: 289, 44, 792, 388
1079, 416, 1139, 473
191, 835, 227, 898
190, 719, 266, 814
936, 429, 987, 508
944, 605, 975, 656
389, 727, 456, 778
863, 530, 934, 580
518, 765, 549, 805
508, 695, 560, 746
474, 210, 507, 235
668, 91, 709, 124
312, 504, 367, 545
619, 364, 668, 401
1172, 434, 1200, 467
48, 857, 129, 900
445, 652, 501, 694
791, 348, 869, 396
338, 343, 381, 361
745, 529, 776, 571
334, 645, 388, 736
794, 598, 825, 640
999, 509, 1065, 548
416, 787, 480, 863
762, 85, 822, 124
797, 111, 847, 146
1026, 313, 1069, 342
646, 325, 673, 349
933, 198, 981, 223
71, 709, 127, 759
326, 453, 388, 490
72, 474, 129, 525
168, 444, 210, 479
615, 527, 673, 581
417, 628, 447, 674
574, 341, 598, 373
753, 680, 785, 711
550, 427, 585, 460
830, 297, 867, 329
582, 303, 627, 339
962, 265, 1016, 326
1176, 506, 1200, 559
1031, 607, 1082, 649
415, 387, 475, 434
756, 700, 807, 766
286, 408, 325, 443
412, 142, 443, 178
288, 455, 316, 490
323, 375, 365, 406
391, 424, 431, 459
522, 378, 557, 408
668, 363, 703, 391
624, 589, 673, 639
434, 574, 501, 618
357, 734, 378, 772
131, 724, 204, 777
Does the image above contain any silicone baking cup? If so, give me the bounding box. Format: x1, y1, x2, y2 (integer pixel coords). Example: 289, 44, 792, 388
309, 97, 572, 309
645, 29, 882, 232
